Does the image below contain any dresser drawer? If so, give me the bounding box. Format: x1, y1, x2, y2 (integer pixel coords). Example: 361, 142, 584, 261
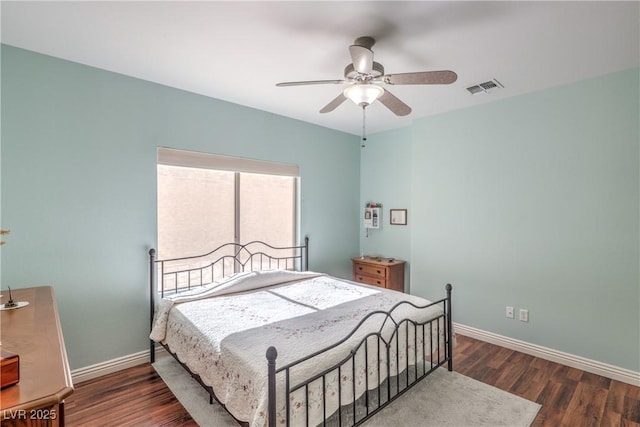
353, 263, 387, 278
354, 274, 387, 288
352, 257, 406, 293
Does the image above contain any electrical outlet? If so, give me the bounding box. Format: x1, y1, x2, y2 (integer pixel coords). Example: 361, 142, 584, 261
519, 309, 529, 322
506, 306, 514, 319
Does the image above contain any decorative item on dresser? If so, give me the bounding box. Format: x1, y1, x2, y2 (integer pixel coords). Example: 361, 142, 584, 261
0, 286, 73, 427
352, 256, 406, 292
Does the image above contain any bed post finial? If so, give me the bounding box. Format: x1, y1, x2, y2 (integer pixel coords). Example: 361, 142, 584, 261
266, 346, 278, 361
266, 346, 278, 427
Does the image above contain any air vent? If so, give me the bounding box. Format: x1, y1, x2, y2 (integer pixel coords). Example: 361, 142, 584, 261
466, 79, 504, 95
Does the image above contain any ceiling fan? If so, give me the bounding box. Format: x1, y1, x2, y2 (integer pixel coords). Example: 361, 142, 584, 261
276, 36, 457, 116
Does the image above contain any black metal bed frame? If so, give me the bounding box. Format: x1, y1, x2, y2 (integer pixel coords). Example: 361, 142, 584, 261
149, 238, 453, 427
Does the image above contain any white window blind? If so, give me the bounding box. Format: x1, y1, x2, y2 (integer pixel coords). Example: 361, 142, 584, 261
157, 147, 299, 177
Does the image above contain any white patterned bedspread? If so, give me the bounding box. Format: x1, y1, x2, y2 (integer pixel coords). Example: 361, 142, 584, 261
150, 270, 446, 427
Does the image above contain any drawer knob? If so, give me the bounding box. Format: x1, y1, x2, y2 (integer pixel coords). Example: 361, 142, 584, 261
376, 270, 381, 274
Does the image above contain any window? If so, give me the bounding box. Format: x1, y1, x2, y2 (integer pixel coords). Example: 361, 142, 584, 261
157, 148, 299, 287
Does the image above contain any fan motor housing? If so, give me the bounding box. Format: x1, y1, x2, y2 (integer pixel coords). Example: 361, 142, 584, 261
344, 62, 384, 80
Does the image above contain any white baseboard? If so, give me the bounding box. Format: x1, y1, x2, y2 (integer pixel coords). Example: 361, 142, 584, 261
454, 322, 640, 387
71, 350, 149, 384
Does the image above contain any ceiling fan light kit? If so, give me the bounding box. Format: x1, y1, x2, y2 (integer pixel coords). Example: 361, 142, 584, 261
343, 83, 384, 107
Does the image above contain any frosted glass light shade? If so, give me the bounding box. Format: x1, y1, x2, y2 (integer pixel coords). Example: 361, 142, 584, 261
343, 84, 384, 106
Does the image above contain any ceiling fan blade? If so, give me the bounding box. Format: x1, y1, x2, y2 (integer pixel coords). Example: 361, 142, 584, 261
319, 93, 347, 114
349, 45, 374, 75
276, 79, 345, 87
378, 89, 412, 116
382, 70, 458, 85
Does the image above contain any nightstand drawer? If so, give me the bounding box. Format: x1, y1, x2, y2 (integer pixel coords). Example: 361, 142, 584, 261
353, 263, 387, 278
354, 274, 387, 288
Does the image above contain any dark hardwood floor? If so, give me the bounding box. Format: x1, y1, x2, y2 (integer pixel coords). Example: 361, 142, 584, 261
454, 336, 640, 427
65, 361, 198, 427
65, 335, 640, 426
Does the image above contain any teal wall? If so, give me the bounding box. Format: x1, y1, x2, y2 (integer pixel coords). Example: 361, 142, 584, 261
368, 68, 640, 371
0, 45, 360, 369
359, 127, 413, 291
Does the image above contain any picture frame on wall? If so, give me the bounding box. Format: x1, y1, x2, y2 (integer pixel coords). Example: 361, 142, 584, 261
390, 209, 407, 225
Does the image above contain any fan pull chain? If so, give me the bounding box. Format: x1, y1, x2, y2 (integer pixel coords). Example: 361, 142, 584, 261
361, 106, 367, 148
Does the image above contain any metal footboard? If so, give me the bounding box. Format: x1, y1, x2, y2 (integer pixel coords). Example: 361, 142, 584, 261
266, 284, 453, 427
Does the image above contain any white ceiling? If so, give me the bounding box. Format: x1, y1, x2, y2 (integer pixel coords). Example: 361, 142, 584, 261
1, 1, 638, 136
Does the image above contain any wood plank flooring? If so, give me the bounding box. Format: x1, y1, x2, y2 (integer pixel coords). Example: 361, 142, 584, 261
64, 361, 197, 427
65, 335, 640, 426
454, 335, 640, 427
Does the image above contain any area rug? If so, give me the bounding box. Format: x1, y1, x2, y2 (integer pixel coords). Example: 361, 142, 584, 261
153, 353, 541, 426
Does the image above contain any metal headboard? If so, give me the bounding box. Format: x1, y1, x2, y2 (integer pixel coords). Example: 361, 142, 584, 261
150, 237, 309, 297
149, 237, 309, 362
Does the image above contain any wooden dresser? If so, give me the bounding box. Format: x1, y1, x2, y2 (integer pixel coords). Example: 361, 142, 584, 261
1, 286, 73, 427
352, 257, 406, 292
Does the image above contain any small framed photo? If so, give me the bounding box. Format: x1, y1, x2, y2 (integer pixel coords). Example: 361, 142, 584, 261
390, 209, 407, 225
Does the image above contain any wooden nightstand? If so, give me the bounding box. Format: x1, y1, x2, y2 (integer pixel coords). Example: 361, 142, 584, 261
352, 257, 406, 292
